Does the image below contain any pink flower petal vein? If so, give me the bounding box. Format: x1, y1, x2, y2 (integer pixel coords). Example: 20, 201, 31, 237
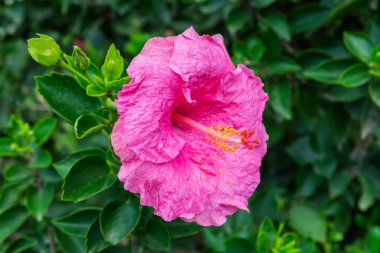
111, 27, 268, 226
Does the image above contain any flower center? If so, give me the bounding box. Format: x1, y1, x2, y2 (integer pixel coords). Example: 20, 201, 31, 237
172, 113, 260, 152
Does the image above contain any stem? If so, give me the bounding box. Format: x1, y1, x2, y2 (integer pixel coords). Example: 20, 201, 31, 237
48, 226, 57, 253
59, 60, 91, 84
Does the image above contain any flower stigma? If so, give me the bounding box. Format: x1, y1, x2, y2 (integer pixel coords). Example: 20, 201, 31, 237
172, 113, 261, 152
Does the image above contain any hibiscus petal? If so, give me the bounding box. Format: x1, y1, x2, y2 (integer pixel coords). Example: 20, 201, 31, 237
169, 27, 234, 103
113, 37, 186, 163
117, 144, 217, 222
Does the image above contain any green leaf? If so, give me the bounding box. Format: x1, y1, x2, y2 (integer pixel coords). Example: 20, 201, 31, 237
343, 32, 374, 63
227, 9, 251, 35
322, 86, 367, 102
290, 4, 329, 33
167, 219, 203, 239
267, 57, 300, 75
329, 170, 351, 198
368, 227, 380, 253
262, 11, 291, 41
52, 208, 100, 238
0, 206, 29, 243
101, 44, 124, 82
286, 137, 323, 166
6, 237, 37, 253
257, 218, 277, 253
358, 176, 376, 211
0, 137, 18, 157
3, 164, 32, 183
233, 36, 266, 64
85, 218, 109, 253
139, 217, 171, 251
35, 73, 102, 124
269, 80, 292, 120
0, 185, 26, 215
62, 156, 117, 202
338, 63, 371, 87
303, 59, 352, 84
32, 117, 57, 145
26, 187, 54, 221
74, 114, 107, 139
55, 228, 85, 253
86, 84, 106, 97
369, 81, 380, 108
27, 34, 62, 66
105, 76, 130, 89
100, 200, 141, 245
249, 0, 276, 9
289, 204, 326, 242
29, 149, 52, 169
225, 238, 253, 253
53, 149, 105, 179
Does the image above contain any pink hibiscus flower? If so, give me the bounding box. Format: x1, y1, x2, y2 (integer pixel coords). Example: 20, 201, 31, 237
111, 27, 268, 226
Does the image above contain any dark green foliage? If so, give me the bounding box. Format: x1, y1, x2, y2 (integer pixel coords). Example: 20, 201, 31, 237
1, 0, 380, 252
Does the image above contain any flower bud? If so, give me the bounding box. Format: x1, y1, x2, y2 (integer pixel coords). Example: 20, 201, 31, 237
27, 34, 62, 66
72, 46, 90, 71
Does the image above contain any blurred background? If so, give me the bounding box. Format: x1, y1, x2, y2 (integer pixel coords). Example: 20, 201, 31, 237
1, 0, 380, 252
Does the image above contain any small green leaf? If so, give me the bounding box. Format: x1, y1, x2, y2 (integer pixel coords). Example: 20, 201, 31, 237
53, 149, 105, 179
286, 137, 323, 166
139, 217, 171, 251
257, 218, 277, 253
105, 76, 130, 89
167, 219, 203, 239
29, 149, 52, 169
262, 11, 291, 41
100, 200, 141, 245
85, 218, 109, 253
267, 57, 300, 75
52, 208, 100, 238
27, 34, 62, 66
329, 170, 351, 198
290, 4, 329, 33
74, 114, 107, 139
343, 32, 374, 63
0, 206, 29, 243
322, 86, 367, 102
269, 80, 292, 120
289, 204, 326, 242
62, 156, 116, 202
26, 187, 54, 221
55, 228, 85, 253
3, 164, 32, 183
358, 176, 376, 211
369, 81, 380, 108
5, 237, 37, 253
338, 63, 371, 87
32, 117, 57, 145
303, 59, 352, 84
101, 44, 124, 82
0, 137, 18, 157
35, 73, 102, 124
233, 37, 266, 65
86, 84, 106, 97
227, 9, 251, 35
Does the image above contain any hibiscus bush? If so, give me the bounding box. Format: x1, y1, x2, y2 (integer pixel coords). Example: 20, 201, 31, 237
1, 0, 380, 252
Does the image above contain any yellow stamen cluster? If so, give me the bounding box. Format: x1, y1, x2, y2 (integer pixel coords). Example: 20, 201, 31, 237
205, 123, 240, 152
